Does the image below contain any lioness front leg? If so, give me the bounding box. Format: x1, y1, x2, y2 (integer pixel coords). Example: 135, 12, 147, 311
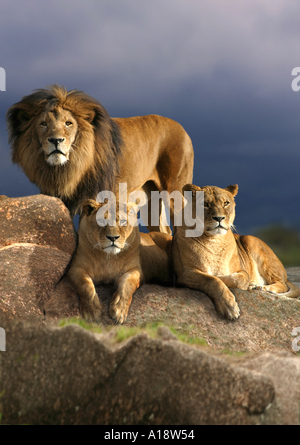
251, 281, 289, 294
110, 270, 142, 324
217, 271, 250, 291
178, 269, 240, 320
68, 269, 102, 323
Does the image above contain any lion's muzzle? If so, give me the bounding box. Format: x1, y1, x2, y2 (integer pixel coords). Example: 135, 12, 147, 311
45, 137, 70, 166
48, 137, 66, 147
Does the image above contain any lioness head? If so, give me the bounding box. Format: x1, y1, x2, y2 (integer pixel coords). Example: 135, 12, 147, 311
80, 200, 139, 255
183, 184, 238, 236
37, 104, 78, 166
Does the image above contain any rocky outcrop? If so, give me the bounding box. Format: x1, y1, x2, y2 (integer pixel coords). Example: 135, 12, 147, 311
0, 194, 300, 425
0, 195, 76, 254
0, 321, 300, 425
0, 194, 300, 352
0, 195, 79, 322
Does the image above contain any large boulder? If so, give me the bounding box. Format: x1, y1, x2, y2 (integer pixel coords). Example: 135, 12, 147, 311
0, 195, 79, 322
0, 195, 300, 353
44, 270, 300, 354
1, 194, 300, 425
0, 195, 76, 254
0, 321, 300, 425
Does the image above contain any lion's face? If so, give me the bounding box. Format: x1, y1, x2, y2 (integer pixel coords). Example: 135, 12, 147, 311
80, 200, 138, 255
183, 184, 238, 236
36, 106, 78, 166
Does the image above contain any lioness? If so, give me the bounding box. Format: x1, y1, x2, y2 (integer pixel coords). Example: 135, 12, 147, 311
173, 184, 300, 320
67, 200, 172, 324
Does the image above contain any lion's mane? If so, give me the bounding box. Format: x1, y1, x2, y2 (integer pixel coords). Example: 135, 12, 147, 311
6, 85, 123, 216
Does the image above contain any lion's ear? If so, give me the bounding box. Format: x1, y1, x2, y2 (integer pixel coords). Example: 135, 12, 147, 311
84, 110, 96, 124
182, 184, 202, 198
81, 200, 100, 216
225, 184, 239, 197
6, 104, 31, 131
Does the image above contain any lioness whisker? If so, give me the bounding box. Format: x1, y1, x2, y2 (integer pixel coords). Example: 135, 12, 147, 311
230, 224, 237, 233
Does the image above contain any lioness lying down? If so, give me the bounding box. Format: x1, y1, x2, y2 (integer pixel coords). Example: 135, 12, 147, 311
173, 184, 300, 321
67, 200, 172, 324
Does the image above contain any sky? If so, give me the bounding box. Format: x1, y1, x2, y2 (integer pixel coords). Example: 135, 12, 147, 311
0, 0, 299, 233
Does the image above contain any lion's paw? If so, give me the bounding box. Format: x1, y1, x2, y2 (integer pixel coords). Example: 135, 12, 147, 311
81, 297, 102, 324
215, 294, 240, 321
109, 295, 131, 325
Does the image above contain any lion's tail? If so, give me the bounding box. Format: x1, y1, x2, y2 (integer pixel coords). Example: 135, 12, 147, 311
285, 281, 300, 299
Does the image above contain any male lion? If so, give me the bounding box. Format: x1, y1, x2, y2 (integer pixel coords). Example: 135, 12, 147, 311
67, 200, 172, 324
173, 184, 300, 320
6, 85, 194, 233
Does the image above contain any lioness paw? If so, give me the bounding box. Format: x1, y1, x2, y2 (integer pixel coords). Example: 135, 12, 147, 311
215, 294, 240, 321
110, 296, 131, 325
81, 298, 102, 324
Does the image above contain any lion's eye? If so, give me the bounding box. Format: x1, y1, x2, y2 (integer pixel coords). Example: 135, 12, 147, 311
40, 122, 48, 127
119, 220, 127, 227
97, 219, 107, 227
65, 121, 73, 127
204, 203, 209, 208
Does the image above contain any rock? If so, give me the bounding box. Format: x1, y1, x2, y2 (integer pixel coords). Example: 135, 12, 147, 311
0, 322, 279, 426
0, 244, 74, 322
0, 195, 78, 323
81, 275, 299, 354
286, 267, 300, 286
0, 193, 300, 424
0, 195, 77, 255
239, 352, 300, 425
45, 277, 80, 320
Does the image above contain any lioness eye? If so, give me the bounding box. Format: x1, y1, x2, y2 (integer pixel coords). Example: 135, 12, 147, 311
224, 201, 230, 207
120, 220, 127, 226
40, 122, 47, 127
65, 121, 73, 127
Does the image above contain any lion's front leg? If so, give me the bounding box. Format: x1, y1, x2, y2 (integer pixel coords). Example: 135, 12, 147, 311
217, 271, 250, 290
68, 268, 102, 323
110, 270, 142, 324
178, 269, 240, 321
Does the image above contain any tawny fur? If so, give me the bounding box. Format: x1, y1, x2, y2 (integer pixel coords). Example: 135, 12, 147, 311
67, 200, 172, 324
6, 85, 194, 232
173, 184, 300, 321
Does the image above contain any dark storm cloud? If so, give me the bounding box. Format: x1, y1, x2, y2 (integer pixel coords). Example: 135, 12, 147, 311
0, 0, 299, 232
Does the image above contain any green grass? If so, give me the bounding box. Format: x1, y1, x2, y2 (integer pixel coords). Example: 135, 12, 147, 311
58, 317, 103, 334
58, 318, 208, 348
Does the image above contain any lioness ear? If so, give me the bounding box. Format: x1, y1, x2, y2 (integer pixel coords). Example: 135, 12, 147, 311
81, 199, 100, 216
127, 202, 139, 213
225, 184, 239, 197
182, 184, 202, 198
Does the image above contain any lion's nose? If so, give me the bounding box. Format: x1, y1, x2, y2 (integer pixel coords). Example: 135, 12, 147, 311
212, 216, 225, 223
106, 235, 120, 242
48, 138, 65, 148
